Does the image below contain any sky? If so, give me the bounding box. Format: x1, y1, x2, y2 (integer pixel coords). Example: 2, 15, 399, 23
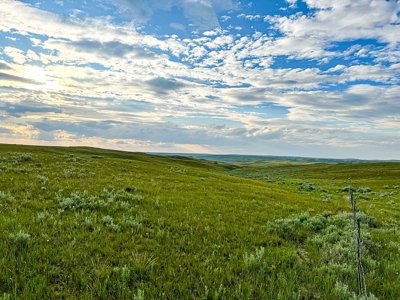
0, 0, 400, 159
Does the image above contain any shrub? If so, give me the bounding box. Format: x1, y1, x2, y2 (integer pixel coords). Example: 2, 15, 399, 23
19, 153, 32, 162
265, 212, 329, 242
119, 215, 142, 232
63, 169, 74, 179
267, 211, 376, 262
37, 211, 47, 224
357, 186, 372, 193
342, 185, 354, 192
101, 215, 114, 225
297, 182, 317, 192
55, 189, 144, 212
305, 214, 327, 232
0, 191, 15, 203
114, 189, 143, 204
133, 289, 144, 300
101, 215, 120, 232
156, 228, 169, 242
107, 222, 120, 232
355, 211, 378, 228
57, 192, 85, 211
333, 281, 358, 299
119, 201, 130, 210
0, 293, 11, 300
37, 175, 48, 185
321, 193, 332, 202
83, 218, 94, 230
243, 246, 266, 272
113, 265, 131, 284
9, 230, 31, 251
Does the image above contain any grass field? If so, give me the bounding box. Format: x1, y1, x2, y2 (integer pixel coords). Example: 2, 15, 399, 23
0, 144, 399, 299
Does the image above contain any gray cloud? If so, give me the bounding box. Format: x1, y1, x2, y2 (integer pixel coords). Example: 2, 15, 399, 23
72, 40, 133, 57
32, 120, 119, 137
0, 72, 41, 84
2, 101, 63, 117
0, 127, 12, 134
68, 40, 157, 59
28, 117, 246, 147
133, 48, 158, 59
145, 77, 186, 94
225, 88, 270, 103
0, 62, 12, 70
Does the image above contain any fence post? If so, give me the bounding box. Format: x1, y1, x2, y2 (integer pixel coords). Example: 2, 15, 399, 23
350, 185, 367, 297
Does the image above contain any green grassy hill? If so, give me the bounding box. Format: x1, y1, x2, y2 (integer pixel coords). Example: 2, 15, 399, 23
0, 144, 399, 299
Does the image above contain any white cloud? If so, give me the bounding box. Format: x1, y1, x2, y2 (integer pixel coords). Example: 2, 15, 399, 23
26, 49, 40, 61
372, 45, 400, 63
268, 0, 400, 44
203, 30, 219, 36
339, 64, 400, 84
274, 84, 400, 125
237, 13, 262, 20
0, 1, 142, 44
285, 0, 297, 8
220, 15, 231, 22
325, 64, 346, 73
204, 35, 234, 49
4, 47, 26, 64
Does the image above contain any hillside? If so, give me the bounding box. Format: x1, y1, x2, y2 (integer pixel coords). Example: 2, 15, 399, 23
0, 144, 399, 299
150, 153, 400, 164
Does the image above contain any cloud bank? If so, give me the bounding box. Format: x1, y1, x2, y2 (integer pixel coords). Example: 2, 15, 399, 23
0, 0, 399, 159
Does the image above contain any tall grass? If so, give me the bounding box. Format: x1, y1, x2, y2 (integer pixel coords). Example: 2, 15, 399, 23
0, 144, 399, 299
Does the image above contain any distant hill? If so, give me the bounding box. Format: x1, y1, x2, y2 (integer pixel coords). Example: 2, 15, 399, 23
150, 153, 400, 164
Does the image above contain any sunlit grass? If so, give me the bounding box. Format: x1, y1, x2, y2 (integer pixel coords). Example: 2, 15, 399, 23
0, 144, 399, 299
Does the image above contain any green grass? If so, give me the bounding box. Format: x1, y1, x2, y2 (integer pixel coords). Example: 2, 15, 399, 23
0, 144, 399, 299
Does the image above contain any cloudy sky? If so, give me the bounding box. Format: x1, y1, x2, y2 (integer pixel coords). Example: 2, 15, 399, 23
0, 0, 399, 159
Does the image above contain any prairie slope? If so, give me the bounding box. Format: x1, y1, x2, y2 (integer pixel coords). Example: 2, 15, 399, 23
0, 144, 399, 299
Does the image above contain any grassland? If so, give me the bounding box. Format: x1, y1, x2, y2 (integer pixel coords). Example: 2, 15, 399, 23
0, 144, 399, 299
